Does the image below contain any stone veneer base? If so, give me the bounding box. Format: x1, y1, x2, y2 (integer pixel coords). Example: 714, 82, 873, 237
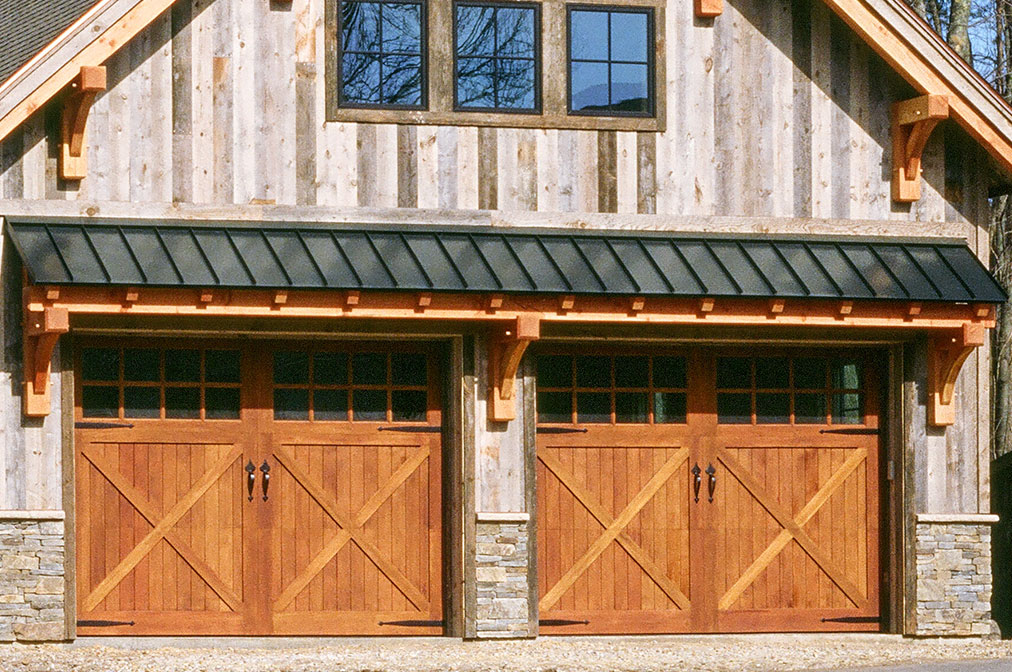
0, 516, 66, 642
474, 518, 532, 639
915, 519, 998, 636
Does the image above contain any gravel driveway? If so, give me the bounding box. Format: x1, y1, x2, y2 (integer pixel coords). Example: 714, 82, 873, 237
2, 634, 1012, 671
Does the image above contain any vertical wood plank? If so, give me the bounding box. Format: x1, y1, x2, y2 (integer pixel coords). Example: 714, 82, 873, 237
536, 128, 559, 212
416, 126, 439, 209
636, 132, 656, 215
295, 63, 318, 206
477, 126, 497, 210
457, 126, 479, 210
172, 1, 194, 205
437, 126, 459, 209
615, 131, 637, 214
809, 2, 832, 218
397, 125, 419, 209
597, 130, 617, 213
516, 128, 538, 211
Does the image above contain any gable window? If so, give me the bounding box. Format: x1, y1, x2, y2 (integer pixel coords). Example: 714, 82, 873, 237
327, 0, 665, 131
454, 2, 541, 112
568, 6, 653, 116
338, 0, 427, 108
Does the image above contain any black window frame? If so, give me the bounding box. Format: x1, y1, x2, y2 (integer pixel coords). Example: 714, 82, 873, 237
451, 0, 543, 114
566, 4, 655, 118
336, 0, 430, 111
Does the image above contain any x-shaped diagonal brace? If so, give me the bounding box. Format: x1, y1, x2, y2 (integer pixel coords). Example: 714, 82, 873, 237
81, 446, 242, 613
538, 447, 691, 612
272, 445, 430, 612
716, 447, 869, 611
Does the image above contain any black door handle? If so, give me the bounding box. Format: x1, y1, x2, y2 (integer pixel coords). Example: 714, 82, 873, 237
245, 460, 256, 502
260, 460, 271, 501
691, 463, 701, 503
706, 463, 716, 503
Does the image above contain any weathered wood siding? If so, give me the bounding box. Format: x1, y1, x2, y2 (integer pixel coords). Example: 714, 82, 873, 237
0, 0, 993, 230
0, 0, 997, 516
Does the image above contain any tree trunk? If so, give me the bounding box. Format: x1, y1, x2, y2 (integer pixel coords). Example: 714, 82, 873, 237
948, 0, 973, 62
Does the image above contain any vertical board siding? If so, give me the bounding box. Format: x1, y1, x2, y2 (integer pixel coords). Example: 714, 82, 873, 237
6, 0, 976, 223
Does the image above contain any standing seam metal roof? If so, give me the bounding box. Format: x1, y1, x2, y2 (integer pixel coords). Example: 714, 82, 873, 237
5, 220, 1007, 303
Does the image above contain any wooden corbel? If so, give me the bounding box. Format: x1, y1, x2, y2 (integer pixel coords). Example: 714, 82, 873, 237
928, 322, 985, 426
488, 314, 541, 422
695, 0, 722, 17
22, 303, 70, 417
892, 94, 949, 202
60, 66, 107, 181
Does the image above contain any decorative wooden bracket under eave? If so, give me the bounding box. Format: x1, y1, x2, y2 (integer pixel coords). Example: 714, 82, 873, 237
22, 297, 69, 417
695, 0, 722, 17
59, 66, 106, 181
928, 321, 985, 426
892, 94, 949, 202
488, 314, 541, 422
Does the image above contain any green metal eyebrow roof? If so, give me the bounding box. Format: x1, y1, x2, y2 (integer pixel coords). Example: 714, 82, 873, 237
5, 219, 1007, 303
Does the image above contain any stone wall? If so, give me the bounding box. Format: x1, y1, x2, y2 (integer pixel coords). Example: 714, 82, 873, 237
0, 516, 66, 642
915, 517, 997, 636
474, 518, 532, 638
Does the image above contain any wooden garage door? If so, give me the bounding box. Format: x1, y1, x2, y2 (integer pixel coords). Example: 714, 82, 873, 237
75, 341, 442, 636
536, 350, 880, 634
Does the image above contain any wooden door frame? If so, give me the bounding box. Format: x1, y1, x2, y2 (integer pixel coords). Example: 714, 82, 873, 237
65, 330, 464, 638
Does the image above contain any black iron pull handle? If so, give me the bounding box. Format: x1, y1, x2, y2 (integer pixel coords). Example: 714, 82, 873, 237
706, 463, 716, 503
245, 460, 256, 502
260, 460, 271, 502
691, 463, 702, 503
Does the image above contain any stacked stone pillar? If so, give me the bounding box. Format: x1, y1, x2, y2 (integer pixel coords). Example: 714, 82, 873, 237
0, 513, 67, 642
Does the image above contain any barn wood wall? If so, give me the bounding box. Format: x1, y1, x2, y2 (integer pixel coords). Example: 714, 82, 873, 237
0, 0, 996, 514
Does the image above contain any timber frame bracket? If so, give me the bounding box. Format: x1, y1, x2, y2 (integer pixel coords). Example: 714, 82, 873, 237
928, 321, 985, 426
891, 94, 949, 202
22, 289, 69, 417
488, 314, 541, 422
59, 66, 107, 181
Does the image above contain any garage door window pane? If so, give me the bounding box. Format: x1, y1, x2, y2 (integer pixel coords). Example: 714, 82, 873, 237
832, 393, 863, 424
206, 388, 240, 420
793, 357, 827, 389
831, 360, 861, 389
313, 352, 348, 385
206, 351, 241, 383
166, 350, 201, 383
537, 391, 572, 423
124, 349, 160, 382
652, 356, 686, 388
795, 393, 826, 424
82, 348, 119, 381
577, 391, 610, 423
82, 386, 118, 417
124, 387, 160, 418
392, 390, 427, 421
717, 392, 750, 424
537, 355, 573, 388
614, 356, 648, 388
391, 353, 427, 386
716, 357, 750, 389
654, 392, 686, 423
274, 388, 310, 421
576, 356, 611, 387
756, 393, 789, 424
755, 357, 789, 389
615, 392, 648, 423
165, 387, 200, 419
274, 351, 310, 384
353, 352, 388, 385
353, 389, 388, 420
314, 389, 349, 420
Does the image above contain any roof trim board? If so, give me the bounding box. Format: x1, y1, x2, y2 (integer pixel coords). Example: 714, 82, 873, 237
8, 220, 1005, 303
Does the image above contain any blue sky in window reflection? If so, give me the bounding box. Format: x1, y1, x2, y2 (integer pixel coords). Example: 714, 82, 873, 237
341, 1, 423, 106
570, 9, 649, 113
456, 5, 536, 110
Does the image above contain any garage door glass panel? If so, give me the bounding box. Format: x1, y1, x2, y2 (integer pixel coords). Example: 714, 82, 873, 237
206, 350, 241, 383
577, 391, 610, 423
124, 349, 159, 381
653, 391, 686, 423
206, 387, 240, 419
82, 386, 118, 417
82, 347, 119, 380
614, 355, 648, 387
313, 388, 349, 420
537, 354, 573, 387
166, 349, 200, 382
313, 352, 348, 385
537, 390, 572, 422
615, 391, 648, 422
352, 352, 387, 384
124, 387, 160, 418
391, 352, 427, 385
166, 387, 200, 418
274, 351, 310, 384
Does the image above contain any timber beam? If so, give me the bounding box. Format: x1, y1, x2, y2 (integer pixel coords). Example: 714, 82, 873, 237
21, 285, 997, 423
695, 0, 722, 17
59, 66, 106, 181
22, 294, 69, 417
928, 322, 985, 426
891, 94, 949, 202
489, 314, 541, 422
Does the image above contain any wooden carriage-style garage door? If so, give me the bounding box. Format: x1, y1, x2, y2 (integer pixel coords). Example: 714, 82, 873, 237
536, 349, 880, 634
75, 340, 442, 636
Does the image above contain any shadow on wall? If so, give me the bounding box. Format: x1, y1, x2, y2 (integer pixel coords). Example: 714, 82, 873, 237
991, 451, 1012, 636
